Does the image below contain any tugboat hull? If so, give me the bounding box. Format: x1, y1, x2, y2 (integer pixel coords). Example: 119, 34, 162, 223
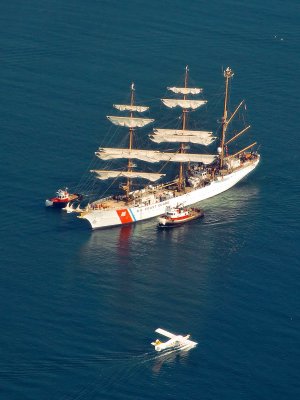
45, 199, 70, 208
158, 208, 204, 228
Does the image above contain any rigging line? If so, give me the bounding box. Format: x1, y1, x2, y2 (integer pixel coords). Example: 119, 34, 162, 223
79, 164, 102, 193
81, 175, 96, 194
94, 174, 121, 200
157, 147, 182, 173
74, 156, 100, 192
154, 114, 185, 130
99, 124, 122, 148
241, 109, 249, 127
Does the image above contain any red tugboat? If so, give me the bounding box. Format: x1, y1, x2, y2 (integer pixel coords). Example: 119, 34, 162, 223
45, 188, 82, 208
157, 205, 204, 228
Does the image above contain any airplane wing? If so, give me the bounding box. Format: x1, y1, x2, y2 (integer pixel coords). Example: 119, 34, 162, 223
155, 328, 176, 339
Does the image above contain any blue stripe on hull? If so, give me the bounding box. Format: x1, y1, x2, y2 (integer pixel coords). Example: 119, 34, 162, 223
128, 208, 136, 221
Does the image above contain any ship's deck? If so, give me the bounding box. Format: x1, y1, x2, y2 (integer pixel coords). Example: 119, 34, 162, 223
87, 157, 258, 211
89, 180, 208, 211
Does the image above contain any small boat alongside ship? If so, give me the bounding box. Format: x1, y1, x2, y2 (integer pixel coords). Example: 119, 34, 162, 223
157, 206, 204, 228
45, 188, 82, 208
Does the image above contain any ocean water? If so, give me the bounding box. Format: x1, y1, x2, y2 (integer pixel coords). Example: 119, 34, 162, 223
0, 0, 299, 399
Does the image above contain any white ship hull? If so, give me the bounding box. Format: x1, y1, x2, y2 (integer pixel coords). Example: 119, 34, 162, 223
80, 159, 259, 229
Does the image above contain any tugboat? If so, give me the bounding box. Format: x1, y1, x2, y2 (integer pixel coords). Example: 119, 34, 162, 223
157, 205, 204, 228
45, 188, 82, 208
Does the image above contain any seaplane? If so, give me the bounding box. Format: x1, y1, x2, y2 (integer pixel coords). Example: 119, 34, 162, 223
151, 328, 197, 352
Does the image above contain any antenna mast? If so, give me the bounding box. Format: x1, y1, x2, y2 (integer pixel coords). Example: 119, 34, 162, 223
178, 65, 189, 191
220, 67, 234, 168
126, 82, 135, 198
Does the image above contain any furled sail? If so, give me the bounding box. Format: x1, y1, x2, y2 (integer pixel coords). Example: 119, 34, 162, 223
150, 129, 216, 145
161, 99, 207, 109
96, 148, 217, 165
167, 87, 203, 95
113, 104, 149, 112
107, 116, 154, 128
91, 170, 165, 182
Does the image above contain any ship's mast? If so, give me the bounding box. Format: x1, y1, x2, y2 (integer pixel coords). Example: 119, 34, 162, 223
220, 67, 234, 168
126, 83, 135, 198
178, 65, 189, 191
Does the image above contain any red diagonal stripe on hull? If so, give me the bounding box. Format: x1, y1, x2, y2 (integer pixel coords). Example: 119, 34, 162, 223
116, 209, 133, 224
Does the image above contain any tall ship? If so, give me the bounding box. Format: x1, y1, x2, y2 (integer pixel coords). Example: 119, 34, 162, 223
66, 67, 260, 229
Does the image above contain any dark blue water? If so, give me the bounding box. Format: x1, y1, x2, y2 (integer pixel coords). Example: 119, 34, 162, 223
1, 1, 299, 399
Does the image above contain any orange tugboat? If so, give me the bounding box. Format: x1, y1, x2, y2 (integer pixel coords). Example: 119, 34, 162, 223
45, 188, 82, 208
157, 205, 204, 228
